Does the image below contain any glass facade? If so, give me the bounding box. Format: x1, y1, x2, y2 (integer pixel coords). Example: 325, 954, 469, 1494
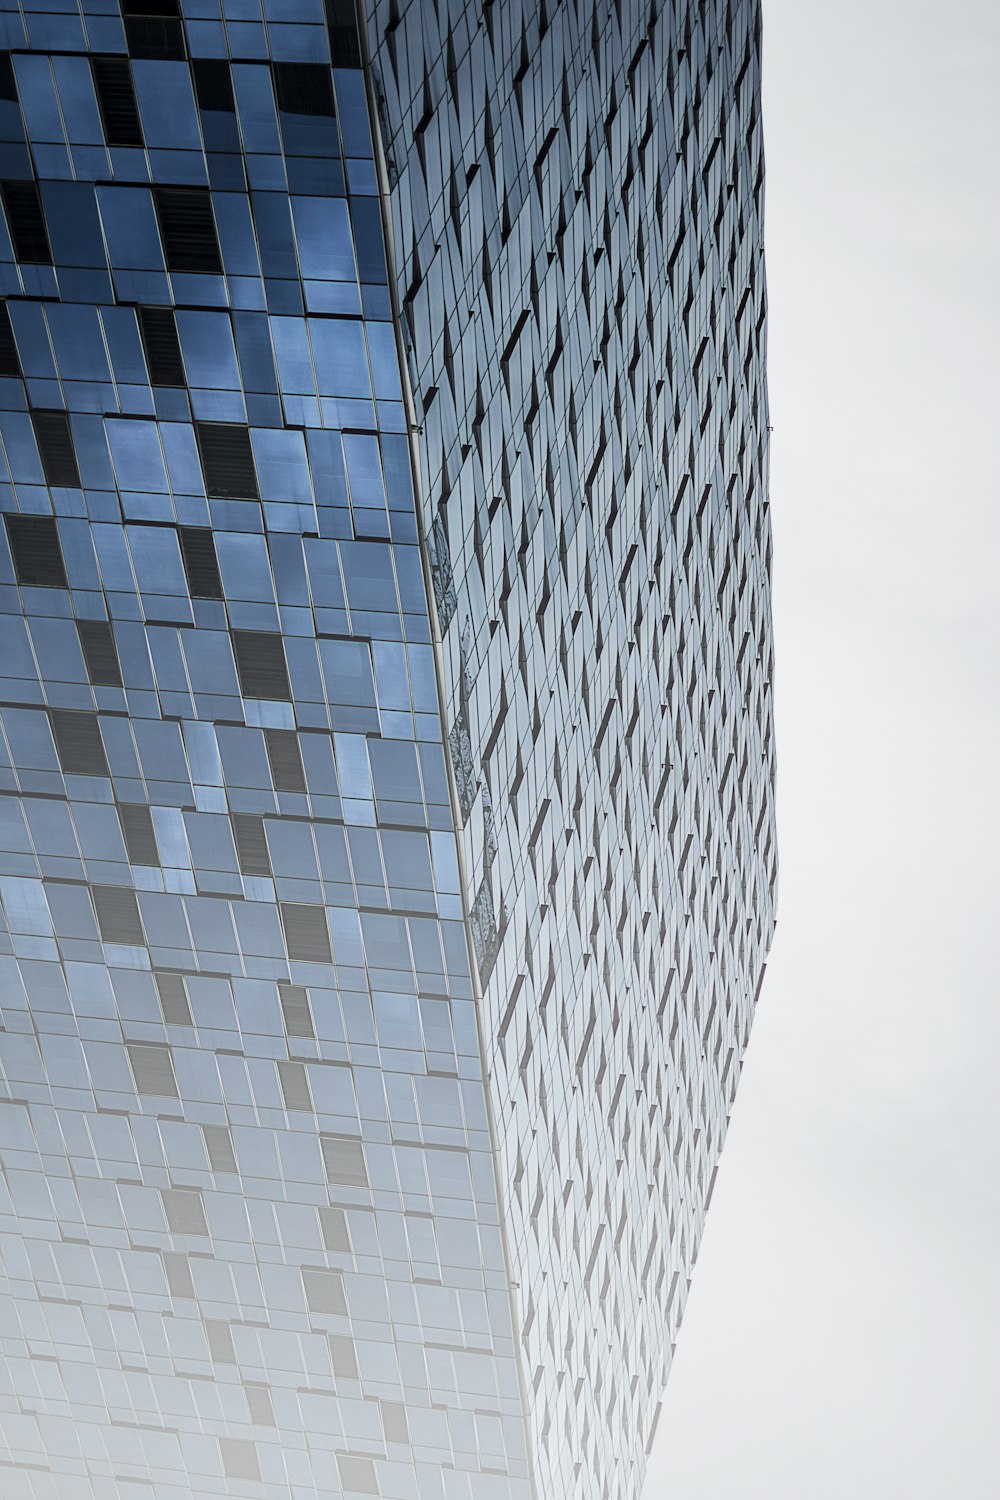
366, 2, 776, 1496
0, 1, 775, 1498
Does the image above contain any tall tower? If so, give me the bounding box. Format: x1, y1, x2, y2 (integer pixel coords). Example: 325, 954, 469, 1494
0, 2, 774, 1498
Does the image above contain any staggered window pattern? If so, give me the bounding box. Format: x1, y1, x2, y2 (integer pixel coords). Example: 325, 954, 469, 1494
0, 2, 775, 1499
0, 2, 535, 1496
367, 0, 776, 1496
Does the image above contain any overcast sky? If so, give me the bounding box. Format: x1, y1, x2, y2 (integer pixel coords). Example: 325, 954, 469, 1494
646, 1, 1000, 1495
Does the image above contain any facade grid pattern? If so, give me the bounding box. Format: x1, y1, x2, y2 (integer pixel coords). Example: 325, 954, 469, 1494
0, 1, 533, 1496
366, 0, 776, 1496
0, 0, 775, 1498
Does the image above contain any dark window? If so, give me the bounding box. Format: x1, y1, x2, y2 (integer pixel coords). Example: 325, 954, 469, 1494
196, 422, 258, 499
0, 304, 21, 377
138, 305, 185, 386
178, 526, 223, 599
205, 1320, 237, 1363
122, 0, 185, 60
273, 63, 335, 117
232, 812, 271, 876
336, 1457, 376, 1496
162, 1252, 195, 1298
5, 514, 67, 588
1, 181, 52, 264
31, 411, 81, 488
203, 1123, 237, 1173
94, 884, 144, 944
154, 187, 222, 274
127, 1041, 178, 1094
279, 981, 315, 1038
277, 1060, 312, 1112
161, 1187, 208, 1235
325, 0, 362, 66
231, 630, 291, 700
320, 1207, 351, 1253
77, 619, 123, 687
120, 803, 159, 865
380, 1402, 409, 1446
328, 1330, 358, 1374
155, 970, 192, 1026
91, 56, 143, 147
321, 1134, 369, 1187
245, 1388, 275, 1427
264, 727, 306, 793
0, 52, 18, 104
50, 709, 109, 776
192, 58, 235, 113
280, 902, 332, 964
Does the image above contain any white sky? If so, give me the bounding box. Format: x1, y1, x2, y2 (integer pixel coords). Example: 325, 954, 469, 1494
645, 1, 1000, 1494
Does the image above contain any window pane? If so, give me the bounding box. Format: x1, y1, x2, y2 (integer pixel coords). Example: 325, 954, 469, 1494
154, 187, 222, 274
2, 181, 52, 264
5, 515, 67, 588
91, 56, 143, 147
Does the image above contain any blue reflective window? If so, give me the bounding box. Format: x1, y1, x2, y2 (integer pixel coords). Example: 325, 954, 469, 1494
290, 196, 356, 281
309, 317, 370, 398
175, 311, 240, 391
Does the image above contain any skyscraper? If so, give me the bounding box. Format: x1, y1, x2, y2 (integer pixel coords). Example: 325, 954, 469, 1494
0, 0, 775, 1496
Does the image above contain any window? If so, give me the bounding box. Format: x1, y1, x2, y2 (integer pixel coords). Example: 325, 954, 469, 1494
178, 526, 224, 598
192, 58, 235, 113
163, 1253, 195, 1298
91, 56, 143, 147
219, 1439, 260, 1484
245, 1388, 275, 1427
380, 1402, 409, 1445
273, 63, 336, 117
205, 1321, 236, 1363
232, 812, 271, 876
231, 630, 291, 701
335, 1456, 377, 1496
321, 1134, 369, 1187
154, 186, 222, 274
302, 1267, 347, 1315
279, 981, 315, 1038
277, 1059, 312, 1112
280, 901, 332, 963
203, 1123, 237, 1173
31, 411, 81, 488
122, 0, 186, 60
195, 422, 258, 499
0, 304, 21, 377
138, 305, 185, 386
161, 1187, 208, 1235
119, 803, 159, 865
93, 884, 144, 944
5, 514, 67, 588
320, 1208, 351, 1254
325, 0, 362, 66
155, 971, 192, 1026
50, 709, 109, 776
127, 1041, 179, 1096
0, 52, 17, 104
1, 181, 52, 264
329, 1334, 358, 1378
264, 727, 306, 793
77, 620, 122, 687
